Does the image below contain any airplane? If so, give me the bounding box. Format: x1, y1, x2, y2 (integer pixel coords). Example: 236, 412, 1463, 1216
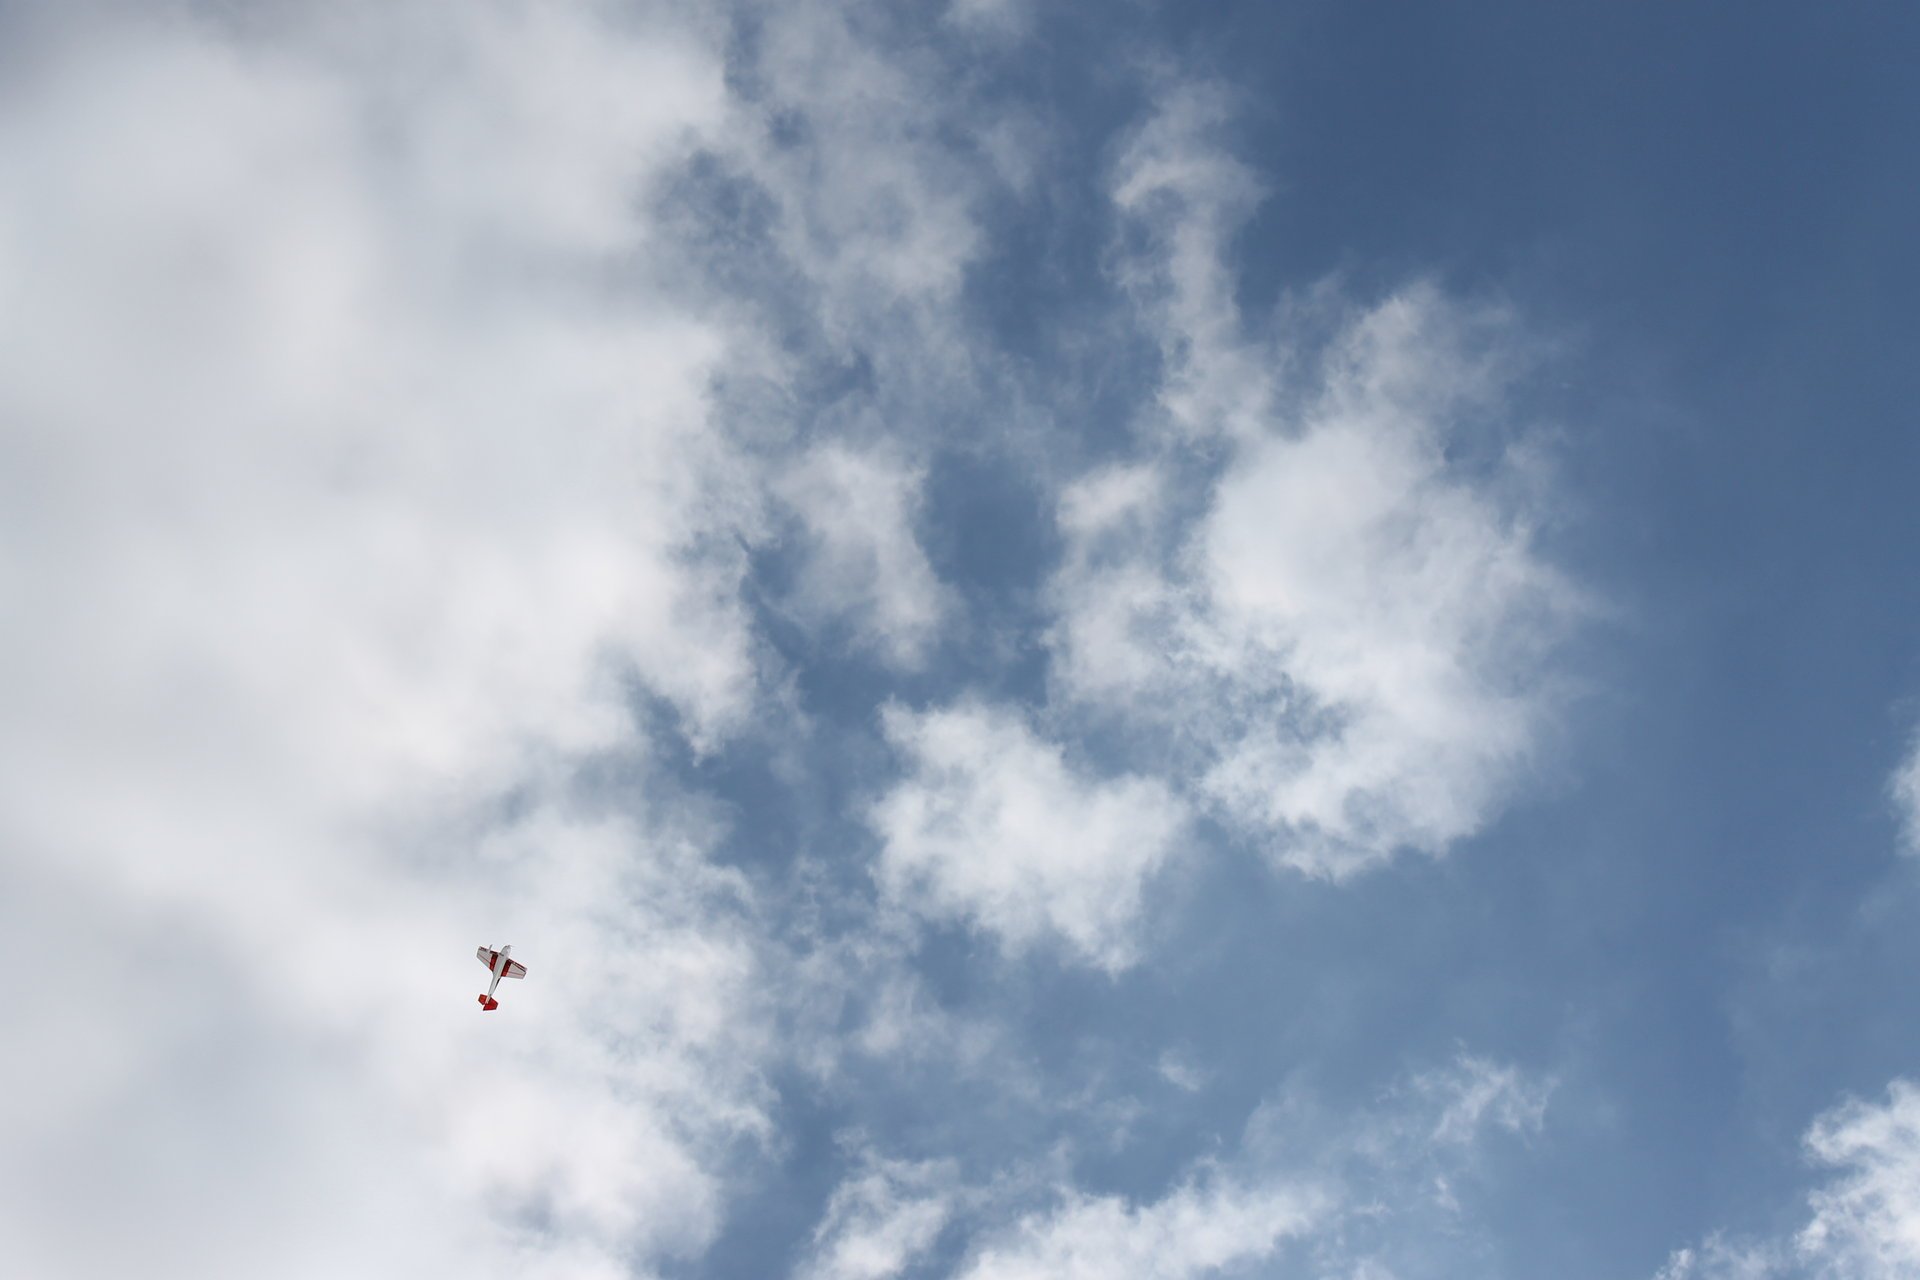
475, 943, 527, 1010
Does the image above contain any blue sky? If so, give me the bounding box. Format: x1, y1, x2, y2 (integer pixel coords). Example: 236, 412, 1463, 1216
3, 3, 1918, 1278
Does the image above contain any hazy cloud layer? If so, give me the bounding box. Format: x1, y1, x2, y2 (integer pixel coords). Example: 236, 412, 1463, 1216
0, 3, 1066, 1271
0, 3, 769, 1274
9, 4, 1900, 1280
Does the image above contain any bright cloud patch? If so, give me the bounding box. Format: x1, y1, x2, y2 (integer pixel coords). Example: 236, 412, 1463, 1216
777, 444, 949, 667
736, 0, 995, 321
1046, 95, 1583, 877
0, 4, 777, 1275
800, 1049, 1554, 1280
1052, 290, 1577, 876
1798, 1079, 1920, 1275
956, 1176, 1326, 1280
797, 1154, 959, 1280
870, 702, 1188, 970
1199, 304, 1569, 855
1655, 1079, 1920, 1280
1891, 733, 1920, 855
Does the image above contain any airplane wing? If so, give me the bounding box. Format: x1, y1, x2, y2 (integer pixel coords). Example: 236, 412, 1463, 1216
505, 961, 527, 978
477, 946, 499, 968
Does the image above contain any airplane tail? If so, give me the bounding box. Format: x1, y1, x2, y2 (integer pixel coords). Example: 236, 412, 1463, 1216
479, 995, 499, 1011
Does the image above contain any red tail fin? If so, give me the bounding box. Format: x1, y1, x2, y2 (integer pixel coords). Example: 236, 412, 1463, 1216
478, 995, 499, 1011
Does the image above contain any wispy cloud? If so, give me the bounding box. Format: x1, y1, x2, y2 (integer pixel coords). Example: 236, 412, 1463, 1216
1797, 1079, 1920, 1276
1654, 1238, 1787, 1280
796, 1152, 961, 1280
1655, 1079, 1920, 1280
869, 701, 1188, 971
1891, 730, 1920, 855
956, 1175, 1328, 1280
1109, 82, 1271, 444
776, 443, 950, 668
795, 1049, 1556, 1280
1044, 92, 1585, 878
1408, 1053, 1556, 1149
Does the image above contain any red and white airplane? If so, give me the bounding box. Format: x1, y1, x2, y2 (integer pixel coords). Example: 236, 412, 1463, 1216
475, 943, 527, 1010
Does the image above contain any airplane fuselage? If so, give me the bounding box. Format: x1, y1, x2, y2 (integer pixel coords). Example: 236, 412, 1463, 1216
477, 943, 515, 1010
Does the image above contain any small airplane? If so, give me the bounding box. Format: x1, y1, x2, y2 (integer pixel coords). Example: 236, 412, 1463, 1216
475, 943, 527, 1010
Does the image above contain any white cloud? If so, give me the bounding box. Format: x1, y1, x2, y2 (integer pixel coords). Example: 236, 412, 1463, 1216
797, 1154, 959, 1280
1654, 1239, 1787, 1280
1046, 94, 1584, 878
869, 702, 1188, 971
1891, 731, 1920, 855
0, 0, 1100, 1267
956, 1175, 1327, 1280
733, 0, 997, 329
1056, 462, 1166, 543
1410, 1054, 1556, 1149
1797, 1079, 1920, 1275
1258, 1050, 1555, 1218
1194, 319, 1568, 871
777, 443, 950, 667
944, 0, 1033, 40
0, 5, 1609, 1275
0, 4, 786, 1276
901, 1050, 1553, 1280
1158, 1049, 1210, 1094
1051, 291, 1578, 877
0, 788, 775, 1280
1653, 1079, 1920, 1280
1109, 83, 1271, 444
